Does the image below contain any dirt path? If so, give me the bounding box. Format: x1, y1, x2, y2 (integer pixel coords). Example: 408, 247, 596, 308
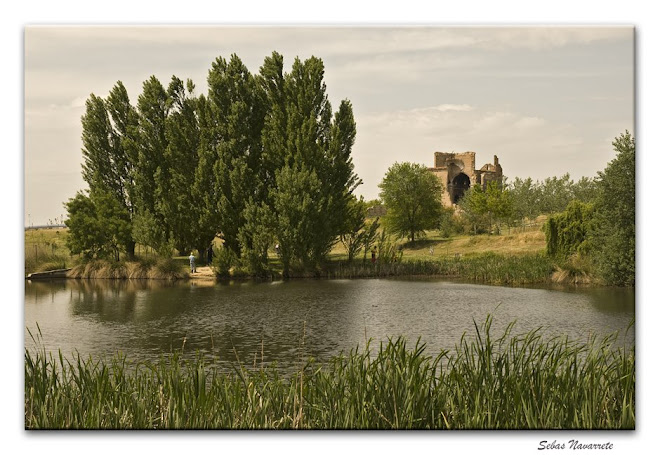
189, 266, 216, 281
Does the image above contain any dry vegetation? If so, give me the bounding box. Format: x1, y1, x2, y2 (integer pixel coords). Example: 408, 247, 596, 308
401, 230, 546, 260
66, 257, 186, 280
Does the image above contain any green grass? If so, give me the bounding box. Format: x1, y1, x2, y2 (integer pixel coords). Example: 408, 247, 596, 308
395, 230, 547, 261
25, 228, 71, 275
325, 252, 554, 285
327, 222, 548, 262
25, 316, 634, 429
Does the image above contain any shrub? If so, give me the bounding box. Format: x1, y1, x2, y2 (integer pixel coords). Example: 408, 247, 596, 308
544, 200, 594, 260
212, 247, 236, 278
152, 257, 185, 279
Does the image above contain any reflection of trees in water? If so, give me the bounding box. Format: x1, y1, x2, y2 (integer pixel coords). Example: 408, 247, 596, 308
67, 278, 175, 294
511, 282, 635, 348
25, 280, 69, 305
71, 279, 198, 324
67, 280, 136, 322
151, 280, 364, 374
586, 287, 635, 312
25, 279, 635, 375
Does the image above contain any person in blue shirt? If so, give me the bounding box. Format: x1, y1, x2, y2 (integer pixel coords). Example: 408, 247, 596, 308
189, 252, 196, 273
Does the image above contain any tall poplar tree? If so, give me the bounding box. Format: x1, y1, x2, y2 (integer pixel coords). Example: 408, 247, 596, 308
105, 81, 140, 256
133, 76, 170, 252
265, 56, 361, 271
159, 76, 201, 254
192, 93, 221, 254
207, 54, 266, 256
258, 52, 288, 191
80, 94, 115, 193
77, 84, 136, 257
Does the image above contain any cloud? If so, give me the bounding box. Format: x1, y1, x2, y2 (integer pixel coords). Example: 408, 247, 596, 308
25, 26, 631, 64
467, 26, 631, 51
23, 25, 633, 222
70, 96, 87, 108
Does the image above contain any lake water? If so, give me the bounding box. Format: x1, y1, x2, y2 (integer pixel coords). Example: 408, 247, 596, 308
24, 278, 634, 373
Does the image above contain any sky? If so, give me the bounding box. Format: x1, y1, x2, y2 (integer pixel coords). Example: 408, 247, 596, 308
24, 25, 634, 226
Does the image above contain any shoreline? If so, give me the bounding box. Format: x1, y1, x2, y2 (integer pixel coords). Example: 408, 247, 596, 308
25, 267, 614, 290
24, 250, 612, 288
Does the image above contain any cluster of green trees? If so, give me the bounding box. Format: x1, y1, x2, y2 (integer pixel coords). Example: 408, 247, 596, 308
507, 174, 598, 225
457, 181, 513, 235
375, 161, 602, 242
458, 173, 599, 236
65, 52, 361, 277
544, 131, 635, 286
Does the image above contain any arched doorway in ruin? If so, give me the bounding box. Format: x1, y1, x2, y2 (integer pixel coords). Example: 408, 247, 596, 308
450, 172, 471, 204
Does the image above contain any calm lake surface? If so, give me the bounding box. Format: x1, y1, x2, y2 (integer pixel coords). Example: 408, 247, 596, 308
24, 278, 634, 373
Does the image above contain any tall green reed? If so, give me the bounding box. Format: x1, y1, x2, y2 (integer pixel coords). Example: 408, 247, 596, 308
25, 316, 634, 429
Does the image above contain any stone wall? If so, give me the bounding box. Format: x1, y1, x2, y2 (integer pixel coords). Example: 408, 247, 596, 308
429, 151, 502, 207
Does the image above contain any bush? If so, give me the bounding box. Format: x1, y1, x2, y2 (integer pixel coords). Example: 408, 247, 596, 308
544, 200, 594, 260
437, 207, 465, 237
212, 247, 237, 278
153, 257, 185, 279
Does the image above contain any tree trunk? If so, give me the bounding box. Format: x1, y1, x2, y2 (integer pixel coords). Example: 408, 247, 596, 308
197, 244, 208, 264
126, 240, 136, 260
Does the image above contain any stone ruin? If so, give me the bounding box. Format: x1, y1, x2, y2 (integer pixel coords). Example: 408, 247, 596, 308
429, 151, 503, 207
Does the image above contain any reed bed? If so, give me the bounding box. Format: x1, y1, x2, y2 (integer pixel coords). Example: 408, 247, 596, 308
327, 252, 554, 285
67, 258, 186, 280
25, 316, 634, 430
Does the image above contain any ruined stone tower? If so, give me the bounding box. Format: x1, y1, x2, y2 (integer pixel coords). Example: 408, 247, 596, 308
429, 151, 503, 207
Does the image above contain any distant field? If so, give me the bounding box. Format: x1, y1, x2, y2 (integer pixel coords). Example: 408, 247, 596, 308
24, 227, 69, 249
24, 227, 71, 274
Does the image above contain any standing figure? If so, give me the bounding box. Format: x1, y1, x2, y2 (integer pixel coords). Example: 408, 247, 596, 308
189, 252, 196, 273
371, 247, 377, 264
207, 244, 214, 266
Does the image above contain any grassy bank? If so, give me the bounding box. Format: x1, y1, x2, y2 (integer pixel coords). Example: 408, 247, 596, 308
386, 229, 547, 261
25, 317, 634, 429
324, 252, 554, 285
24, 227, 571, 286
